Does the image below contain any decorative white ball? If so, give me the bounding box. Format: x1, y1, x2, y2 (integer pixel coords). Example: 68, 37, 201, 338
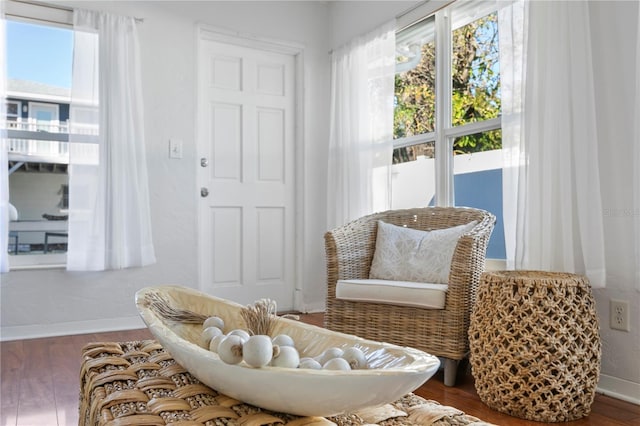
271, 346, 300, 368
209, 334, 225, 353
314, 347, 344, 365
323, 357, 352, 370
341, 347, 367, 369
217, 334, 244, 364
200, 326, 224, 348
243, 335, 274, 368
298, 357, 322, 370
271, 334, 295, 347
227, 329, 251, 342
203, 316, 225, 331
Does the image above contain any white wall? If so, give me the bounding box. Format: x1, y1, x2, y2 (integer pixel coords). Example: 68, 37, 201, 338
328, 1, 416, 48
588, 0, 640, 403
1, 1, 330, 338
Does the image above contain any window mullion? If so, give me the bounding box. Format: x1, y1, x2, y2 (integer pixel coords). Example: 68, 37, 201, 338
434, 8, 453, 207
392, 131, 436, 150
444, 116, 502, 138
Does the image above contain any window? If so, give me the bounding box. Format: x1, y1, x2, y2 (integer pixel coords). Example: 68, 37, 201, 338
4, 16, 73, 268
6, 100, 20, 120
4, 1, 154, 272
391, 1, 505, 259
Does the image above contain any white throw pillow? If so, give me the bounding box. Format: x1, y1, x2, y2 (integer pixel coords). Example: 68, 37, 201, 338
369, 220, 478, 284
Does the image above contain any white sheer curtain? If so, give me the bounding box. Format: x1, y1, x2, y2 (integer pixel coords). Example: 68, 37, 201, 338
499, 0, 527, 272
0, 2, 8, 273
67, 9, 155, 271
635, 2, 640, 291
327, 20, 396, 229
501, 0, 606, 287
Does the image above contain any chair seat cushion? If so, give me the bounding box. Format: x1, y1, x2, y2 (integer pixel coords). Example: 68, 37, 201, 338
336, 279, 448, 309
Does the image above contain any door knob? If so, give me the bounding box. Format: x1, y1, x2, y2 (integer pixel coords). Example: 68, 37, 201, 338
200, 187, 209, 197
200, 157, 209, 167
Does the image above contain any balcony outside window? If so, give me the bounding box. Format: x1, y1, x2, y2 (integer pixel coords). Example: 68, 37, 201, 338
5, 19, 72, 267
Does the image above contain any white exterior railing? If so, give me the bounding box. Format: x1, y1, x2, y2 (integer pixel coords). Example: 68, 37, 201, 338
6, 118, 99, 164
8, 140, 69, 163
7, 117, 69, 133
7, 118, 70, 162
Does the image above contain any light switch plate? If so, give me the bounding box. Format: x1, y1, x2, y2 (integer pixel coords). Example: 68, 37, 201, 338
169, 139, 183, 159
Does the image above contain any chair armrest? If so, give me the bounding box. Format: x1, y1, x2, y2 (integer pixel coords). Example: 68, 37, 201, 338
324, 217, 379, 300
447, 211, 496, 308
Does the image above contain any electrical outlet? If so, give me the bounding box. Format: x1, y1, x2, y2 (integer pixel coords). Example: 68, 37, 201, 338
610, 299, 630, 332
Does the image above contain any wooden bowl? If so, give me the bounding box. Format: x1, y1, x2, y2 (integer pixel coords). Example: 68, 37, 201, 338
135, 285, 440, 417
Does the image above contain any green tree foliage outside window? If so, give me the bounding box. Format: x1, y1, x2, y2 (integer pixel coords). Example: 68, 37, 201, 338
394, 13, 501, 163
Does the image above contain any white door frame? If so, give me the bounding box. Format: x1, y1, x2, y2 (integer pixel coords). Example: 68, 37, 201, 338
196, 24, 306, 310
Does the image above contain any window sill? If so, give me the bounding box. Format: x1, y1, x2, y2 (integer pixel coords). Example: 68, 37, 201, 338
9, 253, 66, 271
485, 258, 507, 271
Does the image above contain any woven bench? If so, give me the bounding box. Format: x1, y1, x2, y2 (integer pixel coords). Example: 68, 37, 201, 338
79, 340, 490, 426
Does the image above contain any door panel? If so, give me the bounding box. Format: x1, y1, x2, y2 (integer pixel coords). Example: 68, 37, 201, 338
211, 103, 242, 180
256, 207, 284, 281
257, 108, 284, 181
210, 207, 242, 286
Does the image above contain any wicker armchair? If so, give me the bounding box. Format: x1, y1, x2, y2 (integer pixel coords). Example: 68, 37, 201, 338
324, 207, 496, 386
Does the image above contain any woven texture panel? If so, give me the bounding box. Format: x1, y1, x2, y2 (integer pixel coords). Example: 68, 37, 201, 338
79, 340, 493, 426
468, 271, 601, 422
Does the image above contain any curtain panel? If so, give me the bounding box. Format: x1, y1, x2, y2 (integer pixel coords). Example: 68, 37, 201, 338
0, 3, 8, 273
635, 1, 640, 291
326, 20, 396, 230
67, 9, 155, 271
499, 0, 527, 273
501, 0, 607, 287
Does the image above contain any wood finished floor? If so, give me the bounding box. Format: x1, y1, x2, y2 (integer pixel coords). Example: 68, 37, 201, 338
1, 312, 638, 426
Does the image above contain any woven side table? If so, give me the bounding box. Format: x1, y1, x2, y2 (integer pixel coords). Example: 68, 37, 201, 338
468, 270, 601, 422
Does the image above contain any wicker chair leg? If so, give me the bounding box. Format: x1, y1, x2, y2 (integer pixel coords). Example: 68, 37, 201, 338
443, 358, 458, 387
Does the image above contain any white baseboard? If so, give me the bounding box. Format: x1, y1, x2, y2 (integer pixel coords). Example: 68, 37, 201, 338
0, 315, 146, 342
298, 302, 326, 314
597, 374, 640, 406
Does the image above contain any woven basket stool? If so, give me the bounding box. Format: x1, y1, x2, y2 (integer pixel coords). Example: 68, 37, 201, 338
468, 270, 601, 422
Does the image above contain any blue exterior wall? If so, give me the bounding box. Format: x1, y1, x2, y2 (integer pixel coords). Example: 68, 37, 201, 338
454, 169, 505, 259
429, 168, 506, 259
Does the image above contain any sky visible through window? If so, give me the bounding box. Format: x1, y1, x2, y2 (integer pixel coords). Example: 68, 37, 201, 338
6, 20, 72, 88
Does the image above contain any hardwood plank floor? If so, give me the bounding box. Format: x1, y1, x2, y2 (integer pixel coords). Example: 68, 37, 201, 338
1, 313, 638, 426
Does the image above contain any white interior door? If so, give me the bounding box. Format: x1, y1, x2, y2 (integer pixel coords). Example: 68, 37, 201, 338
197, 34, 297, 310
